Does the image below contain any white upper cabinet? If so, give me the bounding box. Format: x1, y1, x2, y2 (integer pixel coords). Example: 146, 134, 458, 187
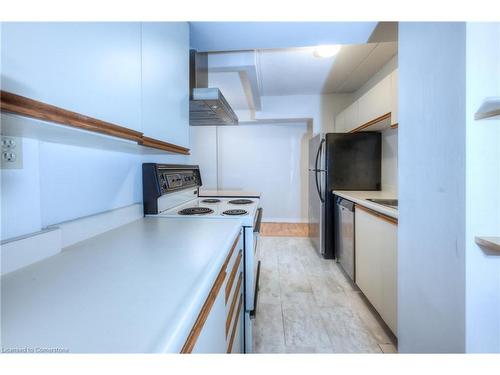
390, 69, 399, 125
141, 23, 190, 147
333, 69, 397, 133
344, 101, 359, 131
1, 23, 142, 132
357, 74, 392, 126
334, 110, 346, 132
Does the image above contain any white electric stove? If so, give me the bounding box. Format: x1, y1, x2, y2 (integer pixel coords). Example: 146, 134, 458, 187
142, 164, 262, 353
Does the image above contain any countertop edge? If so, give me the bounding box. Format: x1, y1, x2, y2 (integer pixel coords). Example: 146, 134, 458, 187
333, 191, 399, 219
157, 222, 241, 353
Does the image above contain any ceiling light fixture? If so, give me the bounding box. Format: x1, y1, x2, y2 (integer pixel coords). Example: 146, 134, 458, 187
313, 45, 341, 58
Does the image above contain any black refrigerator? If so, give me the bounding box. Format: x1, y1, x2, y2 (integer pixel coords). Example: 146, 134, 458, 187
308, 132, 381, 259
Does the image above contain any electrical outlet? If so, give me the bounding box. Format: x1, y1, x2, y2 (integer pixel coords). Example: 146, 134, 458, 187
1, 136, 23, 169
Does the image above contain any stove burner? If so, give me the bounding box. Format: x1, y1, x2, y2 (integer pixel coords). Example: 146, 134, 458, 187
178, 207, 214, 215
223, 209, 248, 216
201, 198, 221, 204
228, 199, 254, 205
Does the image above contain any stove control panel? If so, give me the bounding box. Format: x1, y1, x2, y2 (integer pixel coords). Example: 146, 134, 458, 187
158, 170, 199, 194
142, 163, 202, 214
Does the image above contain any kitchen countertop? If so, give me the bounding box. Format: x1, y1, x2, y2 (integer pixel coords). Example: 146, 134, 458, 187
333, 190, 398, 219
1, 217, 242, 353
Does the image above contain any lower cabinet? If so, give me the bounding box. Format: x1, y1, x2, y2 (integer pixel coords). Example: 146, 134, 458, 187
182, 230, 244, 353
191, 285, 227, 353
355, 205, 398, 336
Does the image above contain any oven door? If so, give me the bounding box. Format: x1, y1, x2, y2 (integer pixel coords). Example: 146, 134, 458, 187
245, 208, 262, 317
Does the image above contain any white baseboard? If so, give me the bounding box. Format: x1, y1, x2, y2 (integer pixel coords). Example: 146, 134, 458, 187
51, 203, 144, 248
1, 203, 144, 275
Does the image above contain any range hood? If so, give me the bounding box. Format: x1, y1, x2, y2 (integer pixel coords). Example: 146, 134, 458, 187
189, 50, 239, 126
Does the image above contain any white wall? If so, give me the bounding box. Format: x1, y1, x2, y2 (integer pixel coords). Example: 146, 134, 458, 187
1, 120, 188, 241
190, 93, 353, 223
465, 22, 500, 352
190, 122, 311, 222
1, 138, 42, 239
398, 22, 466, 353
188, 126, 218, 189
238, 93, 353, 135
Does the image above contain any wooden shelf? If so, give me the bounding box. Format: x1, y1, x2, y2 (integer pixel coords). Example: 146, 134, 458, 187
475, 236, 500, 253
475, 98, 500, 120
0, 90, 190, 155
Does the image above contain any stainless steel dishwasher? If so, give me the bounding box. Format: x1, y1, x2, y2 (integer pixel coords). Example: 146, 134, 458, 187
335, 197, 355, 282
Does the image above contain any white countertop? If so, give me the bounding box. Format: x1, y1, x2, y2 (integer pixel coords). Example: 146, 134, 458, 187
333, 190, 398, 219
1, 217, 242, 353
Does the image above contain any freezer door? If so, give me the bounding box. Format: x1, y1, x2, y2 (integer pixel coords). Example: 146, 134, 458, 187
325, 133, 381, 191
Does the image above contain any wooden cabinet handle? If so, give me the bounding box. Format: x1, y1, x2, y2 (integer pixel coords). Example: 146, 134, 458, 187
226, 272, 242, 337
225, 250, 242, 303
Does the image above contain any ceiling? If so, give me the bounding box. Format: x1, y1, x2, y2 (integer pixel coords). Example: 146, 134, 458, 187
257, 42, 398, 96
190, 22, 378, 52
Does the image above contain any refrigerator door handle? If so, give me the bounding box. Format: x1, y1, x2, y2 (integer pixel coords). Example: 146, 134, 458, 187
314, 139, 325, 202
314, 138, 325, 171
315, 170, 325, 203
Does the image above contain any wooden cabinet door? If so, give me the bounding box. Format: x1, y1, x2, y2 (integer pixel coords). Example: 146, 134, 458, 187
141, 22, 190, 147
390, 69, 399, 126
1, 22, 142, 132
357, 75, 391, 126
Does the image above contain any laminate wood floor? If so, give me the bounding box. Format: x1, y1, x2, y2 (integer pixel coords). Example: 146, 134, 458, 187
253, 236, 397, 354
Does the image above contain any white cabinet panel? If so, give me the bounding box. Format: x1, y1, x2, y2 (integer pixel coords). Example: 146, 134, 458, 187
355, 206, 398, 335
1, 22, 142, 132
141, 22, 190, 147
380, 220, 398, 335
355, 208, 383, 312
192, 287, 227, 353
390, 69, 399, 125
344, 101, 359, 132
335, 111, 346, 132
357, 75, 392, 126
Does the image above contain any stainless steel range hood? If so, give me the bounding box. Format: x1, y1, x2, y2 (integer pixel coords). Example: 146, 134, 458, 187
189, 50, 238, 126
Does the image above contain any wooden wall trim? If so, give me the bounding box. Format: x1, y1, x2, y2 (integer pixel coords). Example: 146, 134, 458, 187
355, 204, 398, 225
349, 112, 392, 133
225, 272, 242, 337
225, 250, 242, 302
390, 123, 399, 129
0, 90, 190, 155
226, 295, 243, 354
1, 90, 143, 141
180, 266, 226, 353
139, 136, 190, 155
261, 222, 309, 237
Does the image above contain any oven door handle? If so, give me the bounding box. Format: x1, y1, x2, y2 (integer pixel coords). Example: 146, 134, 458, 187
249, 260, 261, 319
254, 208, 263, 233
